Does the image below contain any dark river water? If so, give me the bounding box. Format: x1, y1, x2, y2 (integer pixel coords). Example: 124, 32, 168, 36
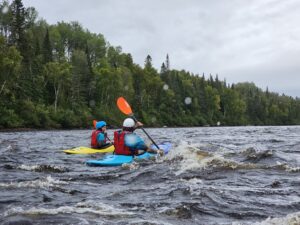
1, 126, 300, 225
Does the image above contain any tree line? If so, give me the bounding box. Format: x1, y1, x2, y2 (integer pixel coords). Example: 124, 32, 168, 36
1, 0, 300, 129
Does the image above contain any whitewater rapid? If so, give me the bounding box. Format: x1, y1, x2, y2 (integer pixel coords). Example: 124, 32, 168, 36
1, 126, 300, 224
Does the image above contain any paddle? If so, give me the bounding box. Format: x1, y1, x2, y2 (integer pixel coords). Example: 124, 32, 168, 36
117, 97, 160, 150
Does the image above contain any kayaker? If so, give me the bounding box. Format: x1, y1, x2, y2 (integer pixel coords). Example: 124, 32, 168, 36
91, 121, 112, 149
113, 118, 164, 156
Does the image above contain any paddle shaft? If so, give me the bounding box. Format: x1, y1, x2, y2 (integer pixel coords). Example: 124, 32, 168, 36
131, 115, 160, 150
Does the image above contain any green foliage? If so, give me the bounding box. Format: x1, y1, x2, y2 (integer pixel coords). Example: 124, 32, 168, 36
0, 104, 23, 128
221, 88, 246, 125
1, 0, 300, 129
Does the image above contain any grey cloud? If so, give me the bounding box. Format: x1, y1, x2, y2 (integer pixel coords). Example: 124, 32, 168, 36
23, 0, 300, 97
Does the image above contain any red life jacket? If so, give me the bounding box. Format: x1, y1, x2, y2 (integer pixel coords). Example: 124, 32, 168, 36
114, 130, 137, 155
91, 130, 108, 148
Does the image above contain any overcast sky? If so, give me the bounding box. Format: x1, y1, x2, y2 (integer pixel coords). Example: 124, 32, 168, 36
22, 0, 300, 97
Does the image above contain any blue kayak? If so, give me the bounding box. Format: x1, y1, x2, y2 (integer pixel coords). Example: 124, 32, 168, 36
86, 142, 172, 167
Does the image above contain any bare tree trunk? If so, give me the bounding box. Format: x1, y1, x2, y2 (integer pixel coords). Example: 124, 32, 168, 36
0, 81, 7, 95
54, 85, 60, 113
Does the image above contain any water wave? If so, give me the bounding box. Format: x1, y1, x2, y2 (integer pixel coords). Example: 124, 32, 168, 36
233, 211, 300, 225
3, 200, 135, 218
0, 143, 18, 154
0, 176, 68, 189
127, 219, 173, 225
1, 127, 300, 225
163, 142, 300, 174
17, 164, 69, 173
241, 147, 273, 162
273, 162, 300, 173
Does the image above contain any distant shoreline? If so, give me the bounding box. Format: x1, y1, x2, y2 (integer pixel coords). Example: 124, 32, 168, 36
1, 124, 300, 133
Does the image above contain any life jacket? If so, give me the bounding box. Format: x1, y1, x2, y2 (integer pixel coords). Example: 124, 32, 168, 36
91, 130, 108, 148
114, 130, 137, 155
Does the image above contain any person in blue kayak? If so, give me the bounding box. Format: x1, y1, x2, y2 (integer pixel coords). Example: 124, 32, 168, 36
113, 118, 164, 156
91, 121, 112, 149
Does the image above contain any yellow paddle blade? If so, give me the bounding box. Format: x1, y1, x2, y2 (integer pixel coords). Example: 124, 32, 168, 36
117, 97, 133, 115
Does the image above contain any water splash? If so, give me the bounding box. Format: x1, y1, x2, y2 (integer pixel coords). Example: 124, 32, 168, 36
122, 162, 140, 170
164, 141, 218, 174
163, 142, 271, 174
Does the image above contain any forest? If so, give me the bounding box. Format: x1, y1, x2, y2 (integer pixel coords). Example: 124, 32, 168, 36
1, 0, 300, 129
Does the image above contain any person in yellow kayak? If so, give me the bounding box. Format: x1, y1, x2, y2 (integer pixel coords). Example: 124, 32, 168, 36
91, 121, 112, 149
113, 118, 164, 156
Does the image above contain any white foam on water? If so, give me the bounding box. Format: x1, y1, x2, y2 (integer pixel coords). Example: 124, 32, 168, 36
4, 200, 135, 218
275, 161, 300, 172
183, 177, 203, 185
180, 178, 203, 195
232, 211, 300, 225
18, 164, 40, 171
6, 145, 13, 151
122, 162, 140, 170
128, 219, 173, 225
17, 164, 66, 172
0, 176, 68, 189
164, 141, 237, 175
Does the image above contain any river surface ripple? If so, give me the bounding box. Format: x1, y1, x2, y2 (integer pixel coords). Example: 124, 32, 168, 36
1, 126, 300, 225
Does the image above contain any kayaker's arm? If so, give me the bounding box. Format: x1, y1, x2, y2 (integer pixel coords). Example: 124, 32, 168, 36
146, 147, 164, 156
134, 121, 144, 129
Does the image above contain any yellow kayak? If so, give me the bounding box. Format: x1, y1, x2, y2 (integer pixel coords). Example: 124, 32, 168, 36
63, 145, 115, 154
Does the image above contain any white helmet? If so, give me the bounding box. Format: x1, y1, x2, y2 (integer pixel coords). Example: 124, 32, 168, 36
123, 118, 135, 128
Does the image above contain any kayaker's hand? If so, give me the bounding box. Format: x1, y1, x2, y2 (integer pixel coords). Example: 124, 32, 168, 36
137, 149, 146, 155
157, 149, 164, 156
135, 121, 144, 128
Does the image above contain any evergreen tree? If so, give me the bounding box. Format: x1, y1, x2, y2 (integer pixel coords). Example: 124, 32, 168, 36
10, 0, 26, 54
165, 54, 170, 71
42, 28, 52, 63
160, 62, 167, 74
144, 54, 152, 69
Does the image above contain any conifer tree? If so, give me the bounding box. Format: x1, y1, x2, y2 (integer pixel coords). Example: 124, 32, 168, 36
10, 0, 26, 54
144, 54, 152, 69
42, 28, 52, 63
165, 54, 170, 71
160, 62, 167, 74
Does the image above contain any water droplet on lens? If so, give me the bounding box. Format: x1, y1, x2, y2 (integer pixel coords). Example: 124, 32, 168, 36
184, 97, 192, 105
163, 84, 169, 90
2, 6, 9, 14
89, 100, 95, 107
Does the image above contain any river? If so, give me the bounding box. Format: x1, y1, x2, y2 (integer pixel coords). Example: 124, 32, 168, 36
0, 126, 300, 225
